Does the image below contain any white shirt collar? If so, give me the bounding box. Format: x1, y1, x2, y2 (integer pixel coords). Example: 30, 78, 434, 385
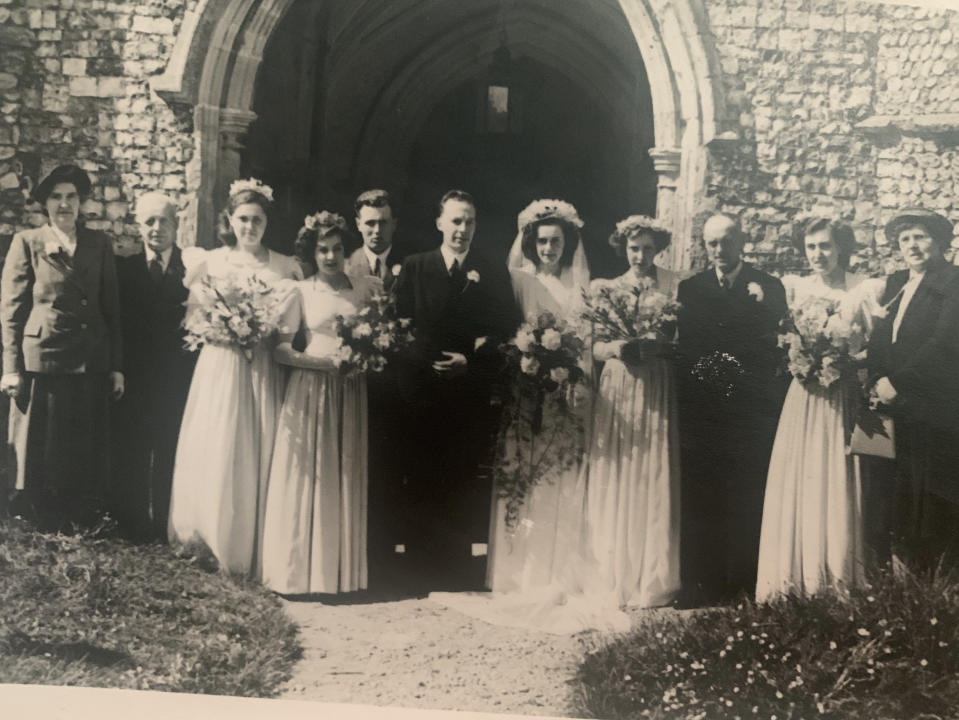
49, 223, 77, 256
440, 244, 469, 272
362, 245, 391, 273
715, 261, 744, 288
144, 246, 173, 271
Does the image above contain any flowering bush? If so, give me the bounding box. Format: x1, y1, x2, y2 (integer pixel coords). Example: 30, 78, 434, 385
333, 292, 413, 374
580, 276, 681, 344
779, 295, 865, 389
183, 272, 283, 360
572, 562, 959, 719
493, 311, 587, 531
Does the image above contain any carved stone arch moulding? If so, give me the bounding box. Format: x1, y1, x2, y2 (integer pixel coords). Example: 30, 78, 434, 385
154, 0, 727, 267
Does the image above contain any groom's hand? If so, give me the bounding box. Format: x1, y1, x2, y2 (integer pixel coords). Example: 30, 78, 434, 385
433, 351, 468, 378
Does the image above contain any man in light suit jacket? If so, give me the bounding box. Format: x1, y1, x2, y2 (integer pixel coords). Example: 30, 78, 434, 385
112, 193, 196, 542
866, 208, 959, 567
346, 190, 407, 586
394, 189, 520, 589
676, 213, 789, 604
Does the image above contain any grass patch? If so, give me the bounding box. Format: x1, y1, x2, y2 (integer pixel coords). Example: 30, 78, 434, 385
0, 516, 301, 696
572, 563, 959, 719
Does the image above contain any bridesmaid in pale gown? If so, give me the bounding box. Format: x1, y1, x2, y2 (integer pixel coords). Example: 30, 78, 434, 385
486, 199, 592, 593
260, 212, 380, 594
168, 179, 302, 576
585, 215, 682, 608
756, 218, 880, 601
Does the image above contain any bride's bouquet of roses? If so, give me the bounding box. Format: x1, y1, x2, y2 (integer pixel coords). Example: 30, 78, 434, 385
333, 292, 414, 374
494, 311, 587, 532
183, 271, 283, 360
778, 295, 865, 389
580, 276, 681, 362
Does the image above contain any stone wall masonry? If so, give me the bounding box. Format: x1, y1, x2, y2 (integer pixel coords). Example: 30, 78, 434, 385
705, 0, 959, 276
1, 0, 958, 274
0, 0, 193, 258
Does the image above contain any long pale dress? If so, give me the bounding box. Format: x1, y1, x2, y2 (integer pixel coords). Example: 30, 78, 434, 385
429, 269, 633, 634
260, 274, 378, 594
585, 267, 681, 608
168, 246, 301, 576
755, 273, 881, 602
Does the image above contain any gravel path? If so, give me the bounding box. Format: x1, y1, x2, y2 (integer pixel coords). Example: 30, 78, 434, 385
279, 593, 613, 717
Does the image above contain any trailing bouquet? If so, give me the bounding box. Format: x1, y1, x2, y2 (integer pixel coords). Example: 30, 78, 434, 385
333, 292, 414, 374
493, 311, 587, 532
183, 271, 283, 360
580, 276, 681, 363
778, 295, 865, 389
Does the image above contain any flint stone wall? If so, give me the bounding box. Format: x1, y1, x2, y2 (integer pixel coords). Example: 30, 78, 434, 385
0, 0, 957, 272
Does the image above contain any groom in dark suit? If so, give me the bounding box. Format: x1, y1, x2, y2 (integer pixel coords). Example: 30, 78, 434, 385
394, 189, 519, 588
112, 192, 196, 541
677, 213, 788, 603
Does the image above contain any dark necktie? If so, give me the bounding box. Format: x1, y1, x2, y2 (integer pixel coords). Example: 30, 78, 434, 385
373, 257, 382, 279
450, 258, 466, 290
149, 256, 164, 285
719, 275, 731, 291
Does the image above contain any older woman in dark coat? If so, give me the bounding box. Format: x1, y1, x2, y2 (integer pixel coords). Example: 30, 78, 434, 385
866, 207, 959, 567
0, 164, 123, 530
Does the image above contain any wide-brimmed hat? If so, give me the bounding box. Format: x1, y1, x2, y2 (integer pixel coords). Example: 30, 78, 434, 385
883, 207, 954, 250
33, 164, 92, 204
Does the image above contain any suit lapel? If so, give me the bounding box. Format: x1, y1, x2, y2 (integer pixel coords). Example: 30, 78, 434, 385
424, 249, 453, 313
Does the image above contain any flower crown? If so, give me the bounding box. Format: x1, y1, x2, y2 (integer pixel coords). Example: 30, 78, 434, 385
612, 214, 670, 242
517, 199, 584, 233
303, 210, 347, 236
228, 177, 274, 203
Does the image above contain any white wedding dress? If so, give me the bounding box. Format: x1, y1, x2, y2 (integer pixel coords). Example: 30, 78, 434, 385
428, 253, 632, 635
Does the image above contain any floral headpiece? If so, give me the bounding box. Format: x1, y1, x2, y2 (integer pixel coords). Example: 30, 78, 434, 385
303, 210, 347, 236
517, 199, 584, 233
612, 214, 670, 240
228, 177, 274, 203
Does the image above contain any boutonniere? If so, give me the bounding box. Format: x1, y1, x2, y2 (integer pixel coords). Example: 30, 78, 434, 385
391, 264, 402, 277
747, 282, 764, 302
43, 239, 64, 258
466, 270, 481, 284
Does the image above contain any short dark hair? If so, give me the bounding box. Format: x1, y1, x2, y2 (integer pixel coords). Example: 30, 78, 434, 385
520, 218, 581, 269
354, 189, 395, 217
793, 217, 856, 269
437, 189, 475, 217
217, 189, 271, 247
293, 223, 350, 275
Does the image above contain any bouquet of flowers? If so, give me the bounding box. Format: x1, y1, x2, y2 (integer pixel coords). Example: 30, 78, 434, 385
778, 295, 865, 389
690, 350, 745, 400
183, 272, 283, 360
580, 276, 681, 344
333, 292, 414, 374
493, 312, 587, 532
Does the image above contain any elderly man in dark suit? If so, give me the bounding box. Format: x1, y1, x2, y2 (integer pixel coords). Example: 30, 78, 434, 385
111, 192, 195, 541
866, 208, 959, 568
676, 213, 789, 604
394, 189, 519, 589
345, 189, 407, 586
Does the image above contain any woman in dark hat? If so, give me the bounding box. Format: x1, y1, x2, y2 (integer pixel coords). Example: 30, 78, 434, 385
0, 163, 124, 531
866, 207, 959, 567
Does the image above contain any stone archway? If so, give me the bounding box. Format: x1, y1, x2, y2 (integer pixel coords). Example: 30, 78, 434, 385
153, 0, 727, 269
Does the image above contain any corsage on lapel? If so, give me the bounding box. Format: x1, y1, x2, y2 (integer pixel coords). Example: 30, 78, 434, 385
747, 281, 764, 302
391, 264, 403, 277
465, 269, 480, 286
40, 237, 72, 274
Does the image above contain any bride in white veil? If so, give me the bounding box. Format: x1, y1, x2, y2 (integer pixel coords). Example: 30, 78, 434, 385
429, 200, 632, 635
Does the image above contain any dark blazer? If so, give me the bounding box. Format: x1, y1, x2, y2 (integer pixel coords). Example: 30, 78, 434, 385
1, 225, 121, 376
395, 247, 519, 360
115, 247, 194, 388
346, 246, 404, 294
677, 262, 788, 415
867, 261, 959, 436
